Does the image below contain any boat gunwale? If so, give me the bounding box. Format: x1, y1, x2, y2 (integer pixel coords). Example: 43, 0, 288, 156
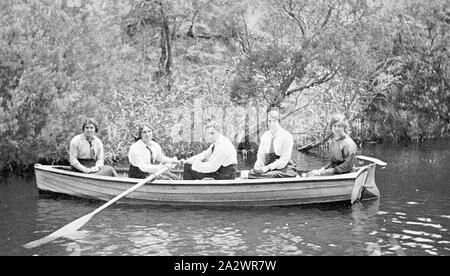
34, 164, 368, 186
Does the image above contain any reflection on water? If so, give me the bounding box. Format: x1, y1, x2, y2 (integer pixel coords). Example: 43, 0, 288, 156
1, 139, 450, 255
34, 202, 390, 256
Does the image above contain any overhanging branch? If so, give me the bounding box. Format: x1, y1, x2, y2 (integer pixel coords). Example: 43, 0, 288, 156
285, 70, 335, 96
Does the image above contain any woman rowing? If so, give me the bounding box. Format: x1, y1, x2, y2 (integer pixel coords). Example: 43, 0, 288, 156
128, 124, 180, 180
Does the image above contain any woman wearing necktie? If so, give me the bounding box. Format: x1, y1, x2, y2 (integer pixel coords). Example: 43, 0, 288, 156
128, 125, 179, 180
182, 121, 237, 180
248, 109, 297, 179
69, 118, 118, 176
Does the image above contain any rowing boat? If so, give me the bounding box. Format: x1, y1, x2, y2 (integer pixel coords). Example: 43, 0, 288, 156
34, 156, 382, 206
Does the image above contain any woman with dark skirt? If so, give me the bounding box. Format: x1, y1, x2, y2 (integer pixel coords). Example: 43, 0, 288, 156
248, 109, 297, 179
69, 118, 118, 177
128, 125, 180, 180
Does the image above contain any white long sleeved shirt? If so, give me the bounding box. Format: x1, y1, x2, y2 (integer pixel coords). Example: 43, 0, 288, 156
128, 139, 176, 174
69, 133, 104, 170
254, 127, 294, 170
190, 135, 237, 173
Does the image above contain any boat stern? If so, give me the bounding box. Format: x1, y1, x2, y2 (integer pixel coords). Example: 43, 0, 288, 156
351, 164, 380, 203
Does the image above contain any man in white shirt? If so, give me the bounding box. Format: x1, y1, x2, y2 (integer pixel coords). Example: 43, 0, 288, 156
183, 121, 237, 180
249, 109, 298, 178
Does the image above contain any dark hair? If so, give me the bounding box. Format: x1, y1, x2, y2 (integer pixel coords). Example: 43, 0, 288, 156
82, 118, 99, 132
135, 124, 154, 141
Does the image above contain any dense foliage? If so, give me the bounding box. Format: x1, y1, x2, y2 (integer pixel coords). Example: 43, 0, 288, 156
0, 0, 448, 174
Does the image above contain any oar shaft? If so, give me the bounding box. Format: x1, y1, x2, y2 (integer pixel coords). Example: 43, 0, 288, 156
23, 167, 169, 249
91, 168, 166, 216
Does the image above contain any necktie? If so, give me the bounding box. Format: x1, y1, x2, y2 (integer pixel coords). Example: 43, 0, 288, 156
146, 146, 153, 163
211, 144, 215, 154
269, 135, 275, 154
88, 140, 95, 159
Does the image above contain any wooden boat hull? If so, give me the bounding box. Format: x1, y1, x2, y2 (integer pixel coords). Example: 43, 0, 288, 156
34, 164, 380, 206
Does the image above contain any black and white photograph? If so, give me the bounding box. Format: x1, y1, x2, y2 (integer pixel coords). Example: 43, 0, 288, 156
0, 0, 449, 260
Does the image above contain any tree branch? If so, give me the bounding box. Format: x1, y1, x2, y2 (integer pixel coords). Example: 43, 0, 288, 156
235, 14, 251, 54
282, 98, 314, 120
282, 0, 306, 37
321, 3, 334, 29
285, 70, 335, 96
187, 10, 198, 38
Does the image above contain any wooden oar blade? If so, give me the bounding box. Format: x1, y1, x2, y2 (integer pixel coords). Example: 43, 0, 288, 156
23, 167, 168, 250
23, 234, 60, 249
23, 213, 93, 249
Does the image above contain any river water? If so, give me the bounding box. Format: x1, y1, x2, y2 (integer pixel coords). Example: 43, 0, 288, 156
1, 139, 449, 256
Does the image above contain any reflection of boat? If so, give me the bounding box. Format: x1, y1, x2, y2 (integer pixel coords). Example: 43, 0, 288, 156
34, 159, 381, 207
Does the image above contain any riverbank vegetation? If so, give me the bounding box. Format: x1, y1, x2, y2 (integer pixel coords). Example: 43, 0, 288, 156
1, 0, 449, 175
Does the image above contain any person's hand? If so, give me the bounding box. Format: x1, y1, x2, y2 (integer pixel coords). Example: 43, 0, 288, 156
90, 165, 100, 173
306, 170, 320, 177
305, 170, 317, 177
252, 168, 263, 175
261, 166, 270, 173
252, 166, 269, 175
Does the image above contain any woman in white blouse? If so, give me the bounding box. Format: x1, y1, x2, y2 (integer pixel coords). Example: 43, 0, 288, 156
128, 125, 179, 179
70, 118, 118, 177
248, 109, 297, 178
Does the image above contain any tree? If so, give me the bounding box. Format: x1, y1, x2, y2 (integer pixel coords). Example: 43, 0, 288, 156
363, 0, 450, 141
230, 0, 378, 115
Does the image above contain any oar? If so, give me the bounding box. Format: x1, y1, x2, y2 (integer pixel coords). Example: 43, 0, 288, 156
356, 155, 387, 166
23, 167, 169, 249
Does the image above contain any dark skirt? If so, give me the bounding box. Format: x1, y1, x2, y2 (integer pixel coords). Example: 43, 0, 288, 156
77, 159, 96, 168
248, 164, 298, 179
248, 153, 298, 179
183, 163, 236, 180
128, 164, 179, 180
